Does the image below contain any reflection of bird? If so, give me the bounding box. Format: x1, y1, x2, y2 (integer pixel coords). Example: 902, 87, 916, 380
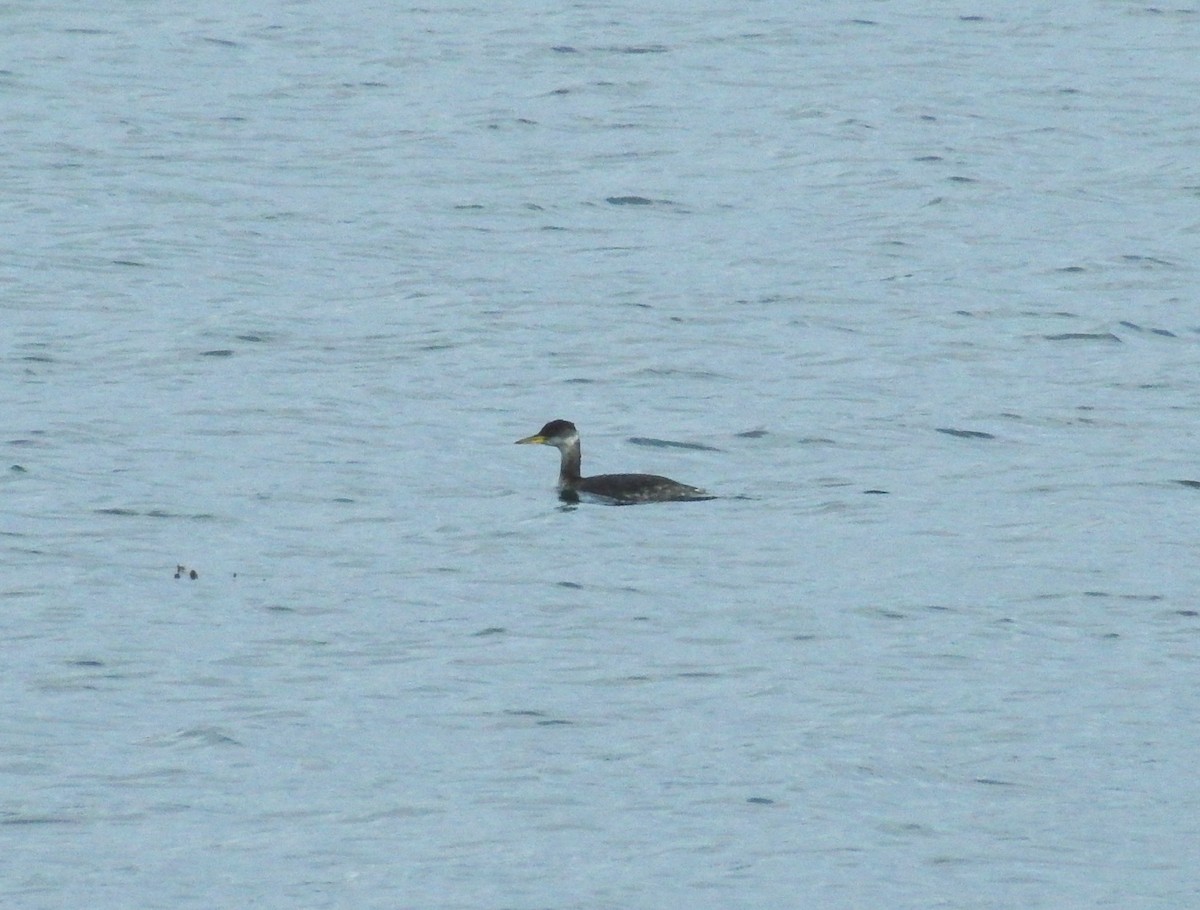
516, 419, 715, 504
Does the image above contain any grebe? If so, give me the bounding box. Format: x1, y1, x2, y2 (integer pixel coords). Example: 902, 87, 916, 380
516, 419, 715, 504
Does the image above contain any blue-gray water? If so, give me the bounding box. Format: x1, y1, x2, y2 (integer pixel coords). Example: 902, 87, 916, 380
4, 3, 1199, 908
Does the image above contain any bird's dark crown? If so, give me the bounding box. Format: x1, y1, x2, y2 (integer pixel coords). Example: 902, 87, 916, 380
536, 419, 577, 438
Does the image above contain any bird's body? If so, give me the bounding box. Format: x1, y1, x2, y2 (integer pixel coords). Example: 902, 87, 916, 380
515, 419, 714, 504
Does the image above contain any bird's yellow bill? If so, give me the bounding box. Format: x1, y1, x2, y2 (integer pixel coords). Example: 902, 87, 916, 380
515, 434, 547, 445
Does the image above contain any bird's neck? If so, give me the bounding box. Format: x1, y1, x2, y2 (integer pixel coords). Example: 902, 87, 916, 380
557, 436, 582, 484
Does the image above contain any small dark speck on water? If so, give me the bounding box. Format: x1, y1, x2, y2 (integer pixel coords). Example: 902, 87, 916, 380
863, 489, 890, 495
606, 195, 654, 206
736, 429, 768, 438
10, 464, 26, 473
746, 796, 775, 805
1174, 480, 1200, 489
201, 349, 235, 357
557, 581, 584, 589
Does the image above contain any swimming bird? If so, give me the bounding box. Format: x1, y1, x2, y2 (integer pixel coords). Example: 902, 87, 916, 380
515, 419, 715, 504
